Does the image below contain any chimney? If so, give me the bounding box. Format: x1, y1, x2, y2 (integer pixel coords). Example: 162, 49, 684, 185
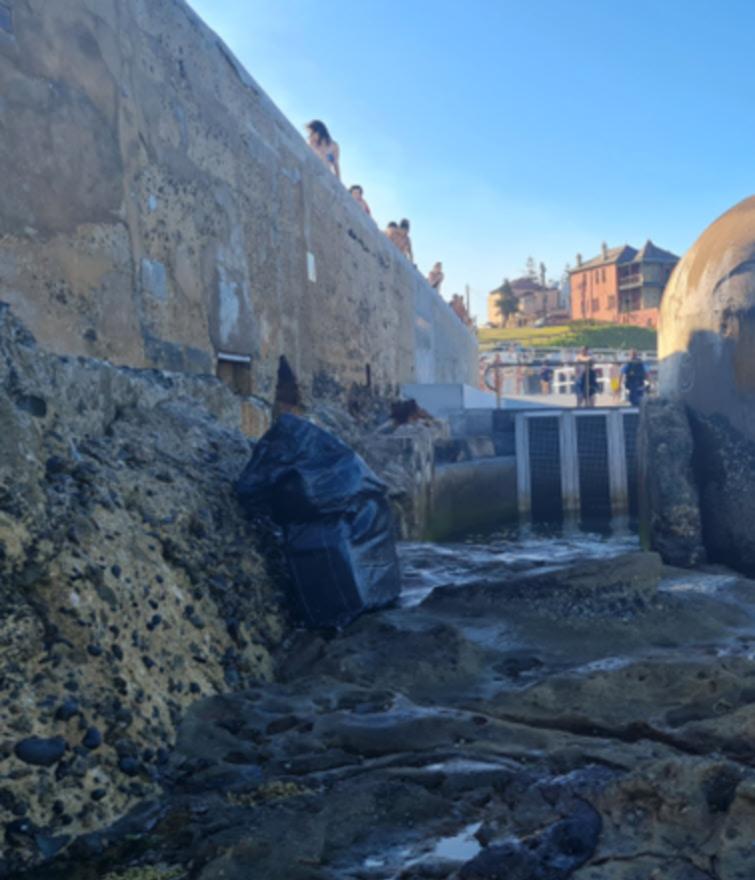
601, 242, 608, 260
576, 253, 582, 267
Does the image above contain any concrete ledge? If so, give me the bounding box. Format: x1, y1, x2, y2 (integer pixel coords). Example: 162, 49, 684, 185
426, 456, 517, 540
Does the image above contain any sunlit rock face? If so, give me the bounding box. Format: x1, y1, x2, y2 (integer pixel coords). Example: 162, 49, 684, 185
660, 195, 755, 435
658, 196, 755, 573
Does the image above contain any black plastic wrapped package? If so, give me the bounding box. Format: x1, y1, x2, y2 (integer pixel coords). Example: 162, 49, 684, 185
236, 414, 400, 628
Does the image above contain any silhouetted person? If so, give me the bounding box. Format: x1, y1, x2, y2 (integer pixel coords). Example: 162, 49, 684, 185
575, 346, 598, 408
621, 348, 647, 406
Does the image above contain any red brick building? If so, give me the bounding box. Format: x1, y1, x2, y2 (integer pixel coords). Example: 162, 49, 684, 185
569, 240, 678, 328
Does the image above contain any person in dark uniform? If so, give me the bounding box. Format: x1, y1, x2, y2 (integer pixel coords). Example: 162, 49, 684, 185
621, 349, 647, 406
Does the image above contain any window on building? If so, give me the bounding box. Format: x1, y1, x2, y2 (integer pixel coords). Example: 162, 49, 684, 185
591, 298, 599, 311
643, 290, 661, 309
216, 353, 253, 396
608, 295, 616, 309
602, 269, 606, 282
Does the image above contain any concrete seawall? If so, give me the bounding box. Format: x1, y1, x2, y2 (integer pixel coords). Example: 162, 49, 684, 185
427, 457, 518, 539
0, 0, 476, 423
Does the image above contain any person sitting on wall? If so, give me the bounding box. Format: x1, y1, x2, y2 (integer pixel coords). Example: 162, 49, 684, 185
349, 184, 372, 216
306, 120, 341, 179
396, 219, 414, 263
427, 262, 444, 292
385, 221, 402, 246
449, 293, 472, 327
621, 349, 648, 407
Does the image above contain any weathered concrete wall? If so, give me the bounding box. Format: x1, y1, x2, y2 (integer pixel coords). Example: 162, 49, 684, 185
427, 457, 518, 540
0, 0, 476, 417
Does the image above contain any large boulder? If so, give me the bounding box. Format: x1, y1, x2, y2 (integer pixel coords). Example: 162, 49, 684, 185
658, 194, 755, 572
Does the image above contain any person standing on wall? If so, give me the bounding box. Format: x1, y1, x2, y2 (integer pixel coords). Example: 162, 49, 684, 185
621, 349, 648, 407
306, 120, 341, 180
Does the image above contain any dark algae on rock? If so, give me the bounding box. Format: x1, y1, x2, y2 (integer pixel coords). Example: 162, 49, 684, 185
0, 307, 285, 876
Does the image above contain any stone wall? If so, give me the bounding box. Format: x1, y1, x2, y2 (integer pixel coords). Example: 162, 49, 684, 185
0, 0, 476, 425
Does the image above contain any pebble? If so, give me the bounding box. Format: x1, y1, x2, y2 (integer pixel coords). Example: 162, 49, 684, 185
118, 756, 140, 777
82, 727, 102, 750
55, 698, 80, 722
14, 736, 67, 767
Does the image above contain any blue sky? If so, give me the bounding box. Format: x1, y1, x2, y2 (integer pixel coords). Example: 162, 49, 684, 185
190, 0, 754, 319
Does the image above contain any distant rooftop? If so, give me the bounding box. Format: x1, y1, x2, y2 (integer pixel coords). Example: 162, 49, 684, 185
571, 240, 679, 273
490, 276, 559, 298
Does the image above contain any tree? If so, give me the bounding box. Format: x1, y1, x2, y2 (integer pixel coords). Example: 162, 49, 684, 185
494, 279, 519, 326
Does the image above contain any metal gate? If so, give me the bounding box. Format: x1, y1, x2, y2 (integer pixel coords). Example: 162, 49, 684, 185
515, 408, 638, 520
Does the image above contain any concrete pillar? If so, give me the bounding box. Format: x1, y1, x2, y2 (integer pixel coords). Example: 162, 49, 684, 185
559, 412, 580, 513
514, 412, 531, 516
607, 410, 629, 515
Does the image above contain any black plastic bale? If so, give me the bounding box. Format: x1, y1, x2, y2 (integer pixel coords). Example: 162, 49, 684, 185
236, 414, 400, 628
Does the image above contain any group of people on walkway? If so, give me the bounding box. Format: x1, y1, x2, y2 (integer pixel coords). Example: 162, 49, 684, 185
306, 120, 447, 295
574, 348, 648, 408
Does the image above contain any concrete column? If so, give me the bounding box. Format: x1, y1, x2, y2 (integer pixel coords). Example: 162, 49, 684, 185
606, 410, 629, 515
514, 412, 531, 516
559, 412, 580, 514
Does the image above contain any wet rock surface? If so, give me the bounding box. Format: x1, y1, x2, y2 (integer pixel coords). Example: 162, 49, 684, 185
20, 534, 755, 880
0, 306, 286, 875
688, 409, 755, 576
639, 398, 706, 567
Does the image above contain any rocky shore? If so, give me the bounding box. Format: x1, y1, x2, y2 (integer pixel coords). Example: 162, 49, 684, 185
0, 305, 287, 874
4, 305, 755, 879
14, 538, 755, 880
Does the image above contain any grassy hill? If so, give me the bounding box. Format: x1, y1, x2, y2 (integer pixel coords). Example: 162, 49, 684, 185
478, 321, 657, 352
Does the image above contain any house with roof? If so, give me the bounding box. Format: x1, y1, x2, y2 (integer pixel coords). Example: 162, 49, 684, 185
569, 240, 678, 328
486, 277, 562, 327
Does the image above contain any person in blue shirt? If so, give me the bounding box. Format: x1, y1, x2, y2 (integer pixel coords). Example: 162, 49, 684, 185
621, 349, 647, 406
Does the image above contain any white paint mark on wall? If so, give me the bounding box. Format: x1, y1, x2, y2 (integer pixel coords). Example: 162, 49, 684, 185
307, 251, 317, 283
217, 266, 242, 343
141, 258, 168, 301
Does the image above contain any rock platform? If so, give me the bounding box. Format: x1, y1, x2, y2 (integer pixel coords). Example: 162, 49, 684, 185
23, 543, 755, 880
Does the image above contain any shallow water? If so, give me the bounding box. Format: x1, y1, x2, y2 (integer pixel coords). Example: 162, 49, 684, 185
399, 517, 640, 607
